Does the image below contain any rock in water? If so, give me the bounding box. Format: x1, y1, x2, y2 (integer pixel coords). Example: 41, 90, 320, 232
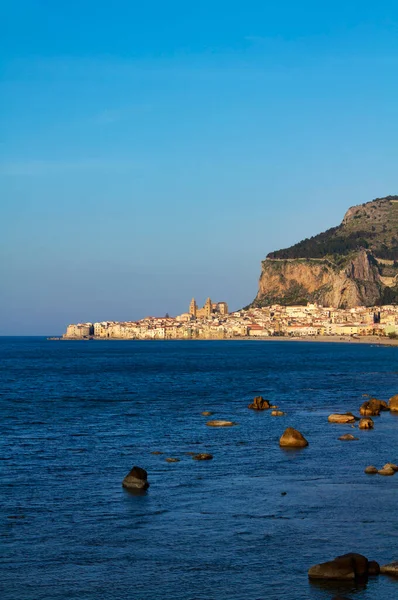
328, 413, 356, 423
271, 410, 285, 416
279, 427, 308, 448
308, 553, 375, 581
378, 465, 395, 476
364, 465, 378, 474
248, 396, 271, 410
389, 394, 398, 411
384, 462, 398, 471
360, 399, 383, 416
165, 457, 180, 463
122, 466, 149, 490
192, 453, 213, 460
201, 411, 213, 416
380, 561, 398, 576
358, 417, 374, 429
206, 420, 237, 427
338, 434, 358, 441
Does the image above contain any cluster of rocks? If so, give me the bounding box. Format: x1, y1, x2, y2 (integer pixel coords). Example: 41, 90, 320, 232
248, 395, 285, 416
365, 463, 398, 476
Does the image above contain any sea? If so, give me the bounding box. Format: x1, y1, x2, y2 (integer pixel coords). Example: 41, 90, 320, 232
1, 337, 398, 600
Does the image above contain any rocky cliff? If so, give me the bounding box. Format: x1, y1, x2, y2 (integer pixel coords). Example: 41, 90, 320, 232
252, 196, 398, 308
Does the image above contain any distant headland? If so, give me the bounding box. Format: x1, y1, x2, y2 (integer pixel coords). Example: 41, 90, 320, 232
60, 195, 398, 342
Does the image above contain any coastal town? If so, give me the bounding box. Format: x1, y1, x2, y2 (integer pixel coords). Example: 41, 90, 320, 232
62, 297, 398, 340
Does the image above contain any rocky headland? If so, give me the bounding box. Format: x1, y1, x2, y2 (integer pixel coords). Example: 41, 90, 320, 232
251, 196, 398, 309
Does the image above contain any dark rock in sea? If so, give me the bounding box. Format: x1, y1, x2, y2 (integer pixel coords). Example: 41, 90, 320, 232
369, 560, 381, 575
328, 413, 356, 424
279, 427, 308, 448
308, 553, 376, 581
380, 561, 398, 576
358, 417, 374, 430
122, 466, 149, 490
364, 465, 378, 474
248, 396, 271, 410
388, 394, 398, 411
338, 434, 358, 441
151, 451, 163, 455
192, 453, 213, 460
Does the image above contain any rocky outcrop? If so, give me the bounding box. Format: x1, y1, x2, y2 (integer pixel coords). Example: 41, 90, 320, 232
253, 250, 383, 309
251, 196, 398, 308
122, 466, 149, 490
360, 398, 388, 416
279, 427, 308, 448
248, 396, 271, 410
359, 417, 374, 429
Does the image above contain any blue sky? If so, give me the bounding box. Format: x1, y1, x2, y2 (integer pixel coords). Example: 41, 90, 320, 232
1, 1, 398, 334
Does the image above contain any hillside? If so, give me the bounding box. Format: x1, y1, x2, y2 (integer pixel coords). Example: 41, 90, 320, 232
252, 196, 398, 308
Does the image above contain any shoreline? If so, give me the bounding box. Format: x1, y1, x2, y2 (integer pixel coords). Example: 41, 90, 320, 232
51, 335, 398, 346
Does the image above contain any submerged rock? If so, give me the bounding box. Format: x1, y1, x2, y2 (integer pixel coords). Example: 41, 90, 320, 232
165, 457, 180, 463
271, 410, 285, 416
279, 427, 308, 448
192, 453, 213, 460
151, 451, 163, 455
338, 434, 358, 441
364, 465, 378, 474
328, 413, 356, 424
201, 411, 213, 416
358, 417, 374, 430
122, 466, 149, 490
248, 396, 271, 410
206, 420, 237, 427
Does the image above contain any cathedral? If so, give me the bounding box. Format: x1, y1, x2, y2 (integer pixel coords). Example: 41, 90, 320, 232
189, 297, 229, 319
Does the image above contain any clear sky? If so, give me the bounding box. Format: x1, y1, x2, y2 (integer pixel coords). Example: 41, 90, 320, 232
1, 1, 398, 335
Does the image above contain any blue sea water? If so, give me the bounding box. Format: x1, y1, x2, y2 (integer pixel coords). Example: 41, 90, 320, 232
1, 337, 398, 600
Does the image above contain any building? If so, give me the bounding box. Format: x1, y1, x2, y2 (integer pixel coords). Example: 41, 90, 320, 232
189, 297, 229, 319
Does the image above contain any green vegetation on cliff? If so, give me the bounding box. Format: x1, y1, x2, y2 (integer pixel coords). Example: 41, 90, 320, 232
252, 196, 398, 308
268, 196, 398, 261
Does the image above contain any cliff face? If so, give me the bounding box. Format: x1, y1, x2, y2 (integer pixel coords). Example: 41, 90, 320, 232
252, 250, 383, 309
252, 195, 398, 308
